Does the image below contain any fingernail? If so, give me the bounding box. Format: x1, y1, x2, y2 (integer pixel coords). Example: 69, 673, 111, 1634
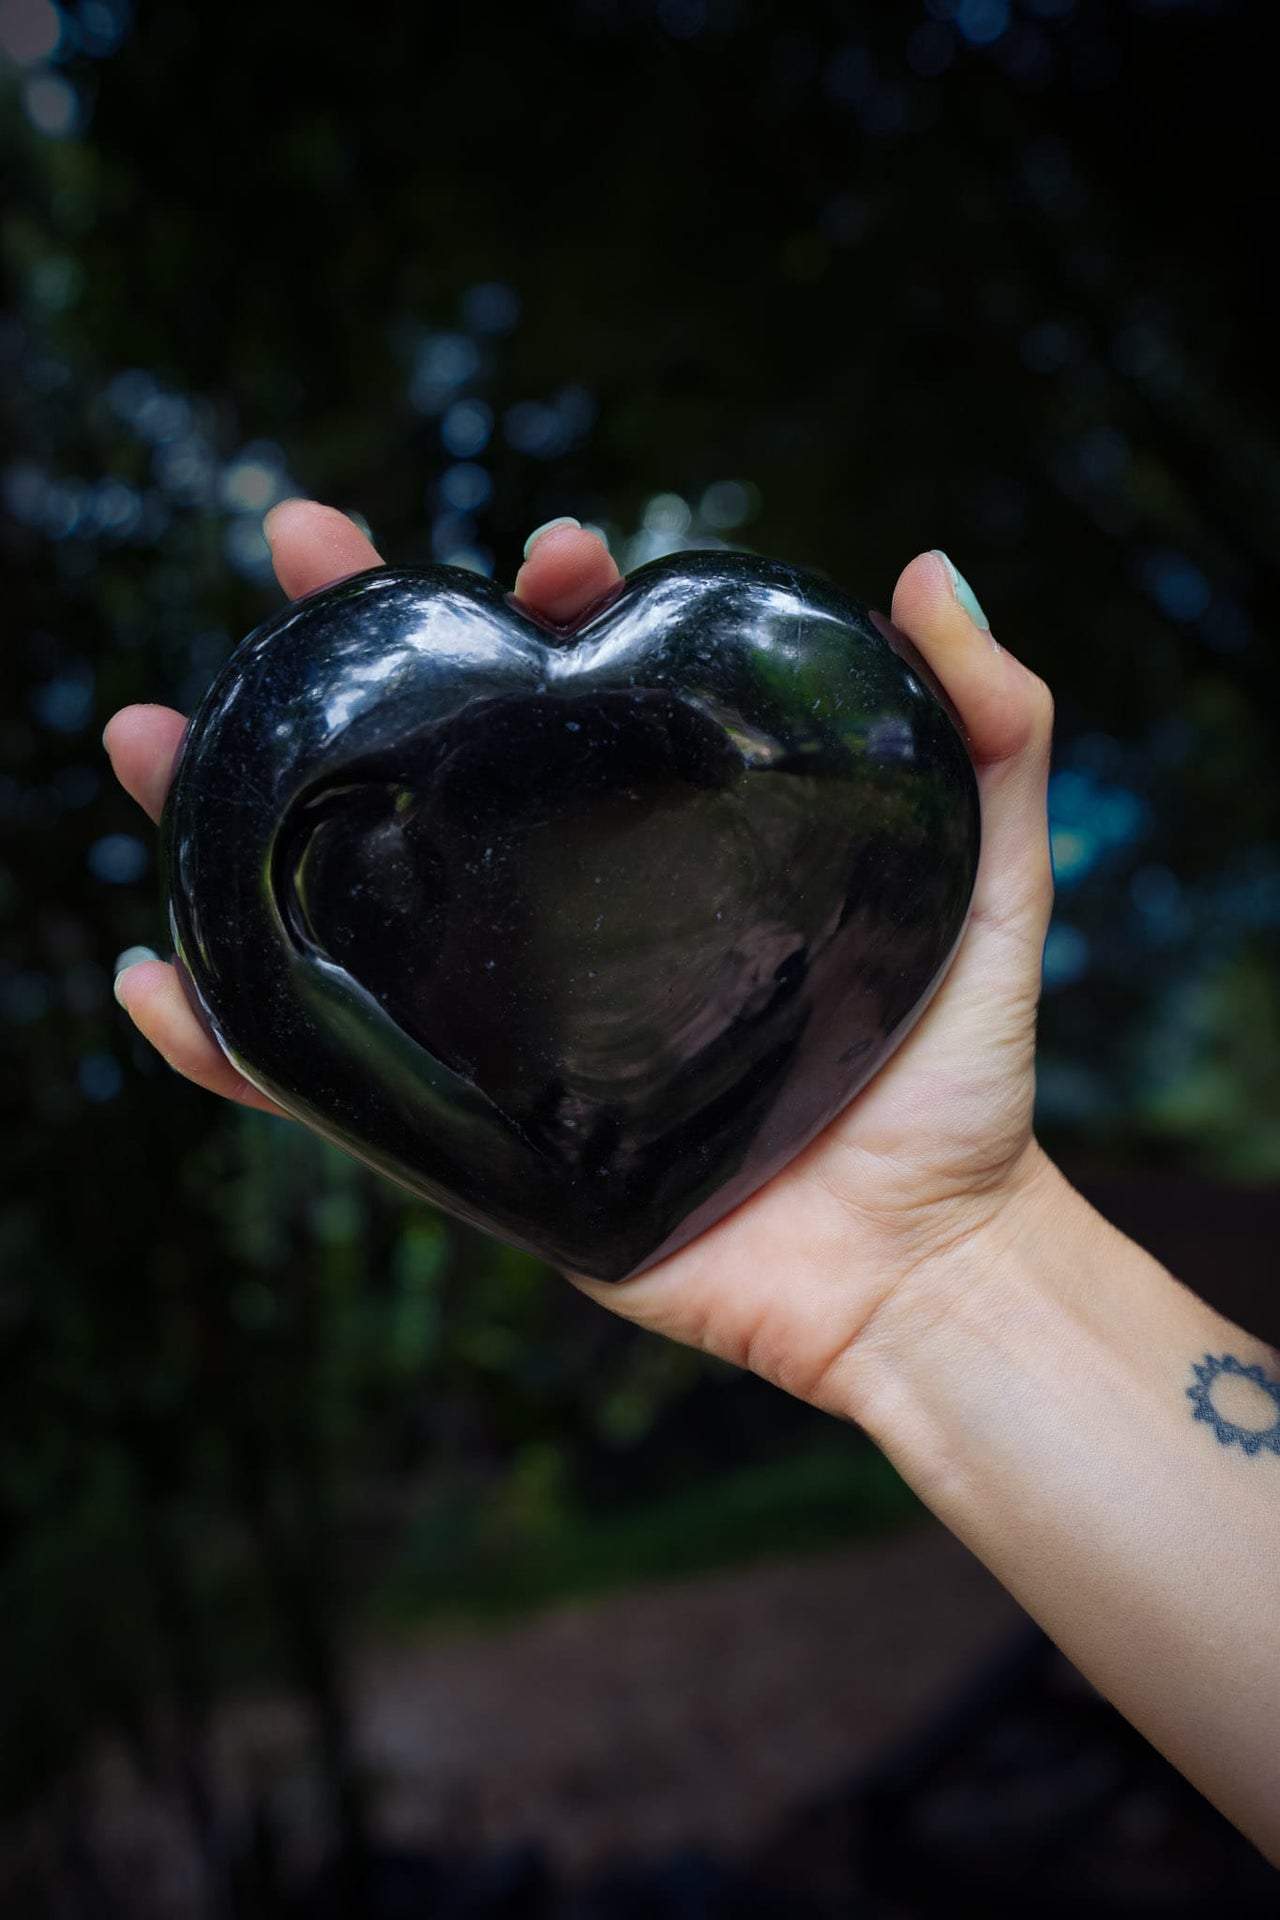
113, 946, 158, 1007
931, 550, 990, 632
263, 499, 306, 546
523, 516, 580, 560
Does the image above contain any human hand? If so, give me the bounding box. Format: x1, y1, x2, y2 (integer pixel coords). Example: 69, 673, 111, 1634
107, 514, 1054, 1419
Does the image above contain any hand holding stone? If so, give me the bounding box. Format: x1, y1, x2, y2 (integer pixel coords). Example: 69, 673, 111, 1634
106, 510, 1054, 1401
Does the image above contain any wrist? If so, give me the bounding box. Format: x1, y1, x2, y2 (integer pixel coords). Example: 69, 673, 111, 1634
834, 1138, 1268, 1508
833, 1143, 1127, 1452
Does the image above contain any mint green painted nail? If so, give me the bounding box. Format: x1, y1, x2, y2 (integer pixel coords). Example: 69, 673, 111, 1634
114, 945, 158, 975
523, 516, 580, 560
113, 946, 159, 1007
931, 550, 990, 631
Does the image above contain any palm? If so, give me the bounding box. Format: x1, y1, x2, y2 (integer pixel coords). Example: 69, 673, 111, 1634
635, 892, 1044, 1411
106, 507, 1053, 1400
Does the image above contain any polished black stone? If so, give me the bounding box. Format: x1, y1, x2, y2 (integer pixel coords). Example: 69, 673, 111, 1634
163, 552, 980, 1281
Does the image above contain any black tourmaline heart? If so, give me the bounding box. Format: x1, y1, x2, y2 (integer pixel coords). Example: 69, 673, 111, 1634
163, 551, 979, 1281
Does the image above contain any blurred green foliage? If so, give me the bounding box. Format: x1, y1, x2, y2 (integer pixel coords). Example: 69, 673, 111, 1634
3, 0, 1280, 1901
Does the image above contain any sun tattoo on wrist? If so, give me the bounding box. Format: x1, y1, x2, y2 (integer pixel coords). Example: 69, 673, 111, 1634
1186, 1354, 1280, 1457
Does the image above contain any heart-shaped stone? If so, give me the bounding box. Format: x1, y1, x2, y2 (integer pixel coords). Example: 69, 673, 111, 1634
163, 552, 979, 1281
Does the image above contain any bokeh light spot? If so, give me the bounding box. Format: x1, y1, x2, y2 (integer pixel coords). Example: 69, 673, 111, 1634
154, 437, 216, 504
505, 400, 568, 459
79, 0, 130, 55
956, 0, 1010, 45
22, 71, 81, 136
439, 463, 492, 512
223, 515, 274, 581
88, 475, 142, 535
411, 334, 480, 413
88, 834, 149, 884
1137, 548, 1212, 625
31, 665, 94, 733
643, 493, 692, 537
440, 399, 493, 458
220, 445, 287, 513
700, 480, 758, 529
0, 0, 62, 65
78, 1052, 124, 1103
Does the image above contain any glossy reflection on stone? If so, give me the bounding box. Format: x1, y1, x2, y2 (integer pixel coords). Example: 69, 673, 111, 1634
163, 552, 980, 1281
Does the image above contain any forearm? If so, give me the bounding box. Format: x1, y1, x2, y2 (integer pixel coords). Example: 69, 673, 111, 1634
841, 1149, 1280, 1863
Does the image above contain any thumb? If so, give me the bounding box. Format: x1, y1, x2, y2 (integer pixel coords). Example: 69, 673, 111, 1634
890, 550, 1055, 946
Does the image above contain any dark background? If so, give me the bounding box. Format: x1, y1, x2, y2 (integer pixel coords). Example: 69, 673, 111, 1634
3, 0, 1280, 1913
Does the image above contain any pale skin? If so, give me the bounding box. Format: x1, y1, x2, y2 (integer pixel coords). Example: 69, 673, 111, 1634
106, 500, 1280, 1863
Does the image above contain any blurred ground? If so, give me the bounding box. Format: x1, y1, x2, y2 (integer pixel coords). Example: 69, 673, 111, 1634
70, 1518, 1018, 1902
351, 1518, 1022, 1876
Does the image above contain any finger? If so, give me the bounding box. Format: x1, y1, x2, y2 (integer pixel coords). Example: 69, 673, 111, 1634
103, 705, 189, 825
264, 499, 384, 599
102, 504, 384, 825
890, 551, 1054, 935
114, 959, 287, 1116
513, 519, 622, 625
889, 551, 1044, 767
264, 499, 625, 631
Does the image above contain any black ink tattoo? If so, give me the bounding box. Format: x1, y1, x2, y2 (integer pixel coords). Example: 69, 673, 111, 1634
1187, 1354, 1280, 1457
